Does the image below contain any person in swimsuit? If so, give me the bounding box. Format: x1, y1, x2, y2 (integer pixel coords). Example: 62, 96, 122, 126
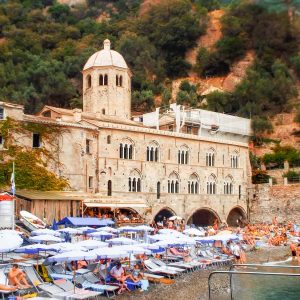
8, 264, 31, 288
0, 283, 18, 291
290, 242, 297, 260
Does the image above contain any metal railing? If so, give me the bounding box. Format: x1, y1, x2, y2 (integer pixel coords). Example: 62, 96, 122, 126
230, 263, 300, 272
208, 268, 300, 300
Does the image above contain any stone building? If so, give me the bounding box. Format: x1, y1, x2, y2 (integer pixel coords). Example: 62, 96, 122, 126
0, 40, 252, 226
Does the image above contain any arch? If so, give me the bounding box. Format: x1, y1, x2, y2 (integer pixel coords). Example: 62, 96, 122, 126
226, 206, 247, 227
129, 169, 142, 192
119, 138, 135, 159
178, 144, 190, 165
104, 74, 108, 85
224, 175, 234, 194
187, 208, 220, 227
86, 74, 91, 88
107, 180, 112, 196
153, 207, 176, 223
230, 150, 239, 168
147, 140, 160, 162
188, 173, 199, 194
168, 171, 179, 194
206, 147, 215, 167
206, 174, 217, 194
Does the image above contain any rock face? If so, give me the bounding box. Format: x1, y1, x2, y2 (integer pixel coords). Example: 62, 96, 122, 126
222, 51, 255, 92
250, 184, 300, 223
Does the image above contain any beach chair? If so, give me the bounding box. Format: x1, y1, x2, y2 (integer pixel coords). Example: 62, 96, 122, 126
0, 267, 16, 300
82, 273, 119, 298
150, 259, 186, 274
54, 279, 102, 299
143, 260, 179, 277
141, 273, 174, 284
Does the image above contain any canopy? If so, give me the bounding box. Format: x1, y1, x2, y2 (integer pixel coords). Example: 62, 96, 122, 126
90, 247, 128, 259
88, 231, 115, 238
48, 250, 96, 263
57, 217, 114, 227
98, 226, 118, 233
31, 229, 60, 236
15, 244, 56, 254
75, 240, 108, 250
108, 237, 138, 245
29, 234, 63, 243
0, 193, 13, 201
57, 228, 80, 235
50, 243, 86, 253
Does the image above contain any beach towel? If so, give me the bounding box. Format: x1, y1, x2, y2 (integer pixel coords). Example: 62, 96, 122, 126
140, 279, 149, 291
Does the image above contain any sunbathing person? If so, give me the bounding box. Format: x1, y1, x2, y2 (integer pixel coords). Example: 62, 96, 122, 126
8, 264, 31, 288
0, 283, 18, 291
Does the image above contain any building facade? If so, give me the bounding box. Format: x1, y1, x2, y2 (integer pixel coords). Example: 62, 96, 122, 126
0, 40, 252, 226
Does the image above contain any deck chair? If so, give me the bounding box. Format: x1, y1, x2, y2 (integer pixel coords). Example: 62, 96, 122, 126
150, 259, 186, 273
82, 273, 119, 298
54, 279, 102, 299
144, 260, 179, 277
0, 267, 17, 300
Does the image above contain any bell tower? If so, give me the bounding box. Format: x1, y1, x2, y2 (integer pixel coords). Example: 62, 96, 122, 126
82, 39, 131, 119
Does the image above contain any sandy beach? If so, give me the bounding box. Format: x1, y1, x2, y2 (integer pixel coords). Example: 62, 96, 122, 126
118, 246, 290, 300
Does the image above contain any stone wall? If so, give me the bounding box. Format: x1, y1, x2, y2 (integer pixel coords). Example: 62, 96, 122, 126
250, 183, 300, 223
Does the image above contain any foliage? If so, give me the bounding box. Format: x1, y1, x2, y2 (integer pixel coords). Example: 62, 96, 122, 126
263, 144, 300, 167
0, 118, 69, 190
176, 80, 199, 107
252, 169, 270, 184
283, 170, 300, 182
249, 152, 261, 169
132, 90, 154, 112
294, 107, 300, 123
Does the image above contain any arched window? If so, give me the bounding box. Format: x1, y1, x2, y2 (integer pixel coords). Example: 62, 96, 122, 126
108, 180, 112, 196
157, 182, 161, 199
188, 173, 199, 194
178, 145, 189, 165
119, 139, 134, 160
206, 148, 215, 167
86, 75, 91, 89
107, 135, 111, 144
99, 74, 103, 86
168, 172, 179, 194
230, 151, 239, 168
104, 74, 108, 85
119, 75, 123, 87
129, 169, 141, 192
116, 75, 119, 86
206, 174, 216, 194
224, 175, 233, 194
146, 141, 159, 162
102, 109, 105, 115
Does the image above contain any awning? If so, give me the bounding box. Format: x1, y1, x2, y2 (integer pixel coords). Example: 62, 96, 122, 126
57, 217, 114, 226
84, 203, 148, 208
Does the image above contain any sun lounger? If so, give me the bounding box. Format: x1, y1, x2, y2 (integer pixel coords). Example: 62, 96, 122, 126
144, 260, 179, 277
142, 273, 174, 284
0, 267, 16, 300
150, 259, 186, 273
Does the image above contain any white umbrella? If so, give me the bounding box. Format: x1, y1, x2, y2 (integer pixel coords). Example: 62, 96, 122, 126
29, 234, 63, 243
153, 236, 195, 248
158, 228, 180, 235
76, 227, 95, 234
138, 243, 160, 250
16, 244, 56, 253
31, 229, 60, 236
169, 216, 182, 221
50, 243, 87, 253
48, 250, 96, 263
1, 229, 24, 236
118, 226, 138, 232
75, 240, 108, 250
98, 226, 118, 233
0, 231, 23, 253
149, 234, 172, 241
90, 247, 128, 259
113, 245, 151, 255
108, 237, 138, 245
57, 228, 80, 235
135, 225, 155, 232
88, 231, 115, 238
183, 228, 205, 236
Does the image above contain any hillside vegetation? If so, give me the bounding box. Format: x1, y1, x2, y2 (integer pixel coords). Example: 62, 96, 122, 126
0, 0, 299, 130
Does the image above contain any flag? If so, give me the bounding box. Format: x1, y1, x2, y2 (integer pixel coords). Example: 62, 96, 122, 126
10, 162, 15, 196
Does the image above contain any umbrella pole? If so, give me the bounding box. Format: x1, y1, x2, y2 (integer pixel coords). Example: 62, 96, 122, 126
36, 251, 39, 272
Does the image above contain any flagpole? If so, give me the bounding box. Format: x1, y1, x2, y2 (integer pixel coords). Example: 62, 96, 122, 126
11, 161, 15, 230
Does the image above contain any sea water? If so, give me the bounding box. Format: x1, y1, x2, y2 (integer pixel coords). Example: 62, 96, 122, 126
210, 260, 300, 300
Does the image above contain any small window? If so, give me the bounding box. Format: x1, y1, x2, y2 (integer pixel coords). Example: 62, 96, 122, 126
42, 111, 51, 118
107, 135, 111, 144
104, 74, 108, 85
239, 185, 241, 199
187, 126, 192, 134
0, 135, 3, 146
102, 109, 105, 115
99, 74, 103, 86
86, 75, 91, 88
108, 180, 112, 196
168, 125, 173, 132
157, 182, 161, 199
88, 176, 93, 189
86, 139, 92, 154
32, 133, 41, 148
0, 107, 3, 119
116, 75, 119, 86
168, 149, 171, 160
119, 75, 123, 87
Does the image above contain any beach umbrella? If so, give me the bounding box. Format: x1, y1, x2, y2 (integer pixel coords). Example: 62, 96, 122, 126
75, 240, 108, 250
29, 234, 63, 243
194, 236, 215, 244
169, 216, 182, 221
1, 229, 24, 235
118, 226, 138, 232
98, 226, 118, 233
31, 229, 61, 236
183, 228, 205, 236
135, 225, 155, 232
50, 243, 87, 253
138, 243, 160, 250
0, 231, 23, 257
90, 247, 128, 259
15, 244, 56, 254
108, 237, 138, 245
48, 250, 97, 263
158, 228, 181, 235
57, 228, 80, 235
76, 227, 95, 234
88, 231, 115, 239
113, 245, 151, 255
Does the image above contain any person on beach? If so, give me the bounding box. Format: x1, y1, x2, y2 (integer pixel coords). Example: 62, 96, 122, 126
296, 243, 300, 264
8, 264, 31, 288
290, 242, 297, 260
0, 283, 18, 291
231, 243, 241, 263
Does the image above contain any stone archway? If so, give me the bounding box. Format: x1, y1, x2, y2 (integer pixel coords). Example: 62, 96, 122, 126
154, 207, 176, 223
227, 206, 247, 227
187, 208, 220, 227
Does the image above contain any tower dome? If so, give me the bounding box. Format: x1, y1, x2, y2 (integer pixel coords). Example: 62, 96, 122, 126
83, 39, 128, 70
